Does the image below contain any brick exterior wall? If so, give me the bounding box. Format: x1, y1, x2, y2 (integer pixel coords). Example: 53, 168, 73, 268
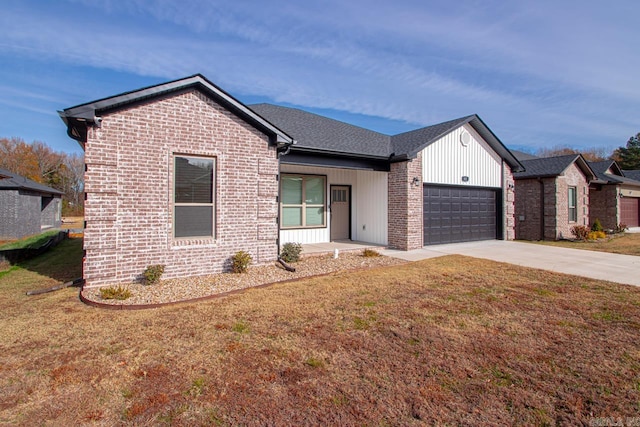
589, 184, 619, 230
83, 89, 279, 287
502, 163, 516, 240
515, 163, 589, 240
555, 162, 589, 239
388, 153, 423, 250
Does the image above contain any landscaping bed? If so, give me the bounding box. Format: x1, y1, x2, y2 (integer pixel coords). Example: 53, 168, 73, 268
82, 252, 406, 306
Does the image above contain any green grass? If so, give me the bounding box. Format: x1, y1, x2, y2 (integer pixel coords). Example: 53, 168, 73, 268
0, 229, 61, 250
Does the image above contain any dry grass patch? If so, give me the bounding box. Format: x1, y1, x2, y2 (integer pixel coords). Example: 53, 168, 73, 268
529, 232, 640, 256
1, 242, 640, 425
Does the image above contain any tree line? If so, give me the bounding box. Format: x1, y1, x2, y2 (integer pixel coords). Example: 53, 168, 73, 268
0, 137, 84, 215
533, 132, 640, 170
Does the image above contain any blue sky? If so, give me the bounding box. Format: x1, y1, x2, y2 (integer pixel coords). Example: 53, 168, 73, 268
1, 0, 638, 155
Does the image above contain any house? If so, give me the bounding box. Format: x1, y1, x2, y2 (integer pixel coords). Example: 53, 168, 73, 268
0, 167, 63, 240
589, 161, 640, 228
59, 74, 523, 288
513, 155, 595, 240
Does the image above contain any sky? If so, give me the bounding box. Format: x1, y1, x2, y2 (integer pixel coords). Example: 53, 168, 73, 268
0, 0, 638, 156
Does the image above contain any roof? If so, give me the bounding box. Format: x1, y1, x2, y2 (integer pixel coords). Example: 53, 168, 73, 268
586, 161, 640, 187
59, 74, 294, 149
249, 103, 391, 158
623, 169, 640, 181
514, 154, 595, 181
0, 168, 64, 195
250, 103, 523, 170
510, 150, 539, 161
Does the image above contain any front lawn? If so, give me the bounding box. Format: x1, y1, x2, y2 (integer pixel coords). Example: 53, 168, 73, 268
528, 232, 640, 256
1, 239, 639, 425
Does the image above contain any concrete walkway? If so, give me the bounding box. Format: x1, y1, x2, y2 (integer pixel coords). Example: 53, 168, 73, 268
381, 240, 640, 287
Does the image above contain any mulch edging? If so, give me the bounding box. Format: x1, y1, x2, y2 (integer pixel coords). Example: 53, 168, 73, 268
78, 268, 367, 310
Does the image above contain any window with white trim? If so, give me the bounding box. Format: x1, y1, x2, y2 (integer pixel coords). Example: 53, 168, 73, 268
280, 174, 326, 228
174, 155, 215, 238
568, 186, 577, 222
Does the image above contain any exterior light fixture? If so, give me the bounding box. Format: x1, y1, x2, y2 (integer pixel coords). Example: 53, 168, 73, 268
412, 177, 421, 187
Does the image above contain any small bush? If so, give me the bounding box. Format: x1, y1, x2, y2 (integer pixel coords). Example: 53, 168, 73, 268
587, 231, 606, 240
591, 218, 604, 232
614, 223, 628, 234
571, 225, 590, 241
362, 248, 381, 257
143, 264, 165, 285
232, 251, 252, 273
100, 285, 131, 300
280, 242, 303, 263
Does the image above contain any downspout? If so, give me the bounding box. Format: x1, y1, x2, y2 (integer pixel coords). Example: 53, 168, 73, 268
538, 178, 545, 240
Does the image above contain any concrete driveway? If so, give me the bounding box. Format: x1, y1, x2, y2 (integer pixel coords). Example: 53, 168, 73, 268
381, 240, 640, 287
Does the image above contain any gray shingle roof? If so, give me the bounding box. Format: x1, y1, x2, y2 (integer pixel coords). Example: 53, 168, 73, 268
250, 103, 523, 170
510, 150, 539, 161
588, 160, 624, 184
249, 104, 391, 158
623, 169, 640, 181
0, 168, 64, 195
514, 154, 594, 180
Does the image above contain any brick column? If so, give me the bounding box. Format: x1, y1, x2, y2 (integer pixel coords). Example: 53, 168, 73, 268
388, 154, 423, 250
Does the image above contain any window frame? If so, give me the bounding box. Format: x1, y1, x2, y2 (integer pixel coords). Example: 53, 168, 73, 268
280, 173, 327, 229
568, 186, 577, 223
173, 154, 216, 239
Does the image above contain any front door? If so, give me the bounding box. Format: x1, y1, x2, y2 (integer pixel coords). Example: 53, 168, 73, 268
330, 185, 350, 240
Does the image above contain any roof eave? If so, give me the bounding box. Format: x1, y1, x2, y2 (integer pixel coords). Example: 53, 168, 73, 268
59, 74, 295, 148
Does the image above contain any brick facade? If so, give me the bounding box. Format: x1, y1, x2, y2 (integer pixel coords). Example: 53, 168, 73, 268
589, 185, 619, 230
515, 162, 589, 240
388, 153, 423, 250
83, 89, 278, 287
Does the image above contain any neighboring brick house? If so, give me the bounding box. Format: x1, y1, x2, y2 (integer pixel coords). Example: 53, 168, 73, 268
513, 155, 594, 240
59, 74, 523, 288
0, 167, 63, 240
589, 161, 640, 228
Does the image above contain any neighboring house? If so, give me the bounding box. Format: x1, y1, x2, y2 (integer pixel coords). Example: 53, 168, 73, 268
59, 74, 523, 287
513, 155, 595, 240
0, 167, 63, 240
589, 161, 640, 228
623, 169, 640, 182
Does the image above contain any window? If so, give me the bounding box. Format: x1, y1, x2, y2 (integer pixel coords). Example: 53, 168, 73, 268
280, 174, 326, 228
568, 186, 577, 222
174, 155, 215, 238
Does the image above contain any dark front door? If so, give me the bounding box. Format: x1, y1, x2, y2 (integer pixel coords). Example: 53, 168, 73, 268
423, 185, 498, 245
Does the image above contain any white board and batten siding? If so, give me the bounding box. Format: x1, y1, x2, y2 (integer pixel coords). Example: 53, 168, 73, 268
421, 124, 502, 188
279, 164, 388, 246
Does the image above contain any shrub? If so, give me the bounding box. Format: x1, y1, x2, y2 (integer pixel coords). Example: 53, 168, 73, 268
587, 231, 606, 240
362, 248, 381, 257
570, 225, 590, 241
143, 264, 165, 285
232, 251, 252, 273
280, 242, 303, 263
591, 218, 604, 232
614, 223, 628, 234
100, 285, 131, 300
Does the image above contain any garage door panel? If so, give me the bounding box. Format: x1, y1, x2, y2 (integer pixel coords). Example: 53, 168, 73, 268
424, 185, 498, 245
621, 197, 639, 227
